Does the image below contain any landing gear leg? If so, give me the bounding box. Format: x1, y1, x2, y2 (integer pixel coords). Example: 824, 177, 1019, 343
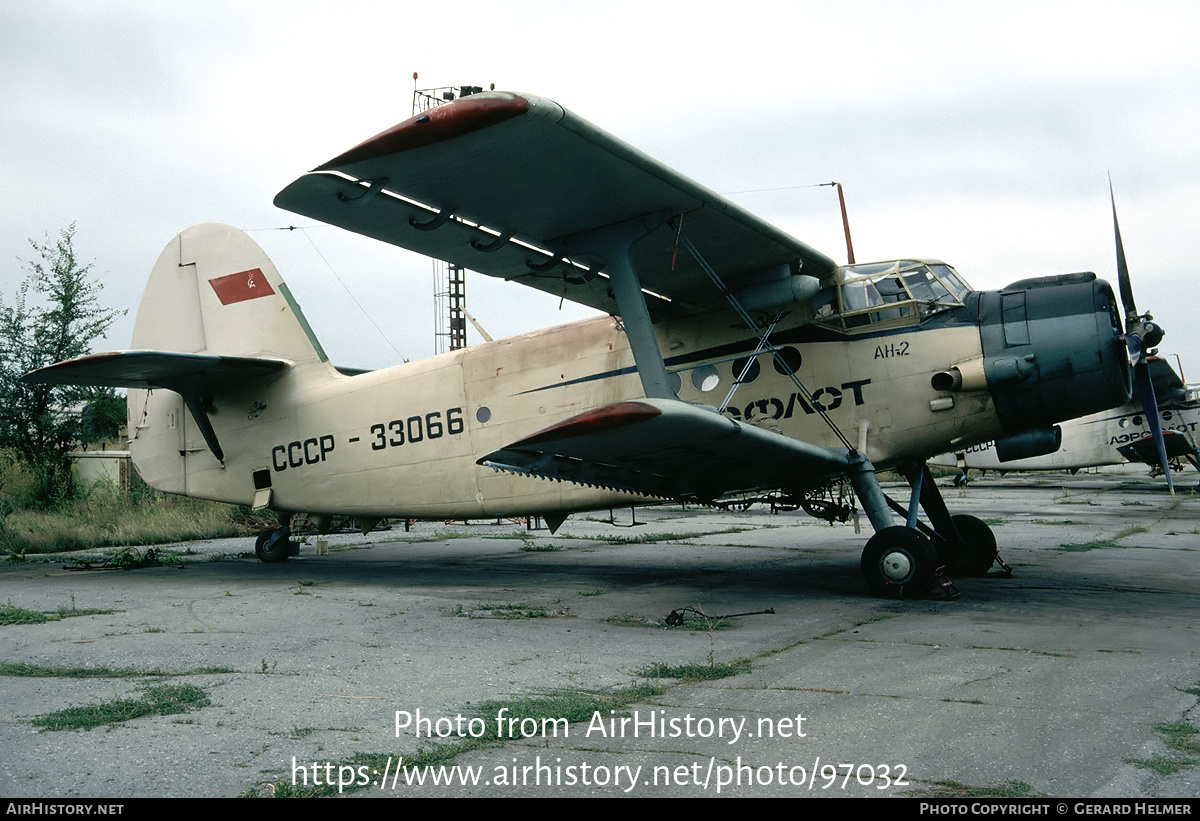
892, 463, 1001, 577
848, 457, 941, 598
255, 512, 297, 563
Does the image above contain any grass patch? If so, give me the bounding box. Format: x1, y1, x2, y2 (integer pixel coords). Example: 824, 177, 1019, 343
3, 489, 246, 555
1125, 718, 1200, 774
674, 614, 733, 631
1056, 526, 1152, 552
31, 683, 211, 731
636, 659, 751, 682
1054, 541, 1113, 552
598, 528, 747, 545
606, 613, 656, 627
519, 543, 561, 552
1115, 525, 1149, 540
0, 601, 49, 624
911, 779, 1041, 797
1155, 721, 1200, 755
0, 597, 118, 625
473, 684, 666, 737
0, 662, 233, 678
1126, 754, 1199, 776
53, 601, 116, 618
854, 612, 900, 627
455, 601, 570, 620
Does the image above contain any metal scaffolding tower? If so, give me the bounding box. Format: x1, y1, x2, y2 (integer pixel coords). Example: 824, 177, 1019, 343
413, 76, 490, 353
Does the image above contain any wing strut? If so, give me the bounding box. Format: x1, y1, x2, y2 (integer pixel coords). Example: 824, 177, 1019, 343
173, 379, 225, 465
574, 218, 676, 400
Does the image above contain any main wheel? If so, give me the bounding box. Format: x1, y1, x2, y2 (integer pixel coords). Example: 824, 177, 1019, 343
255, 527, 292, 563
944, 514, 997, 576
861, 526, 939, 598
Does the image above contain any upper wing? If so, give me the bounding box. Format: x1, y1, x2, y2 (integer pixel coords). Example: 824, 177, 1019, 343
273, 92, 838, 319
480, 398, 851, 503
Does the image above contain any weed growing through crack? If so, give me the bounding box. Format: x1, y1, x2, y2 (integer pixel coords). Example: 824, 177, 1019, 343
0, 662, 232, 678
910, 779, 1042, 798
0, 600, 48, 624
454, 601, 570, 619
0, 597, 117, 625
635, 659, 751, 682
31, 684, 211, 731
1155, 721, 1200, 755
1126, 715, 1200, 775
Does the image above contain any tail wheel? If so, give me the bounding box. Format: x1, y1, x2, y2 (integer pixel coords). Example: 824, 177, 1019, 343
255, 527, 292, 563
944, 514, 998, 577
861, 526, 939, 599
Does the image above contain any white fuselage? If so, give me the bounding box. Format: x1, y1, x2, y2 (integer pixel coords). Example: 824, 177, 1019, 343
932, 402, 1200, 472
129, 309, 1000, 519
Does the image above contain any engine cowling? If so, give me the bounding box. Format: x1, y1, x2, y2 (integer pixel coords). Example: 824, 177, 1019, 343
978, 272, 1130, 433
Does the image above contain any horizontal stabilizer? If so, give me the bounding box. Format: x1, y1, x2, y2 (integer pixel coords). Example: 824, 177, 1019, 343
21, 350, 288, 390
23, 351, 289, 465
480, 399, 850, 503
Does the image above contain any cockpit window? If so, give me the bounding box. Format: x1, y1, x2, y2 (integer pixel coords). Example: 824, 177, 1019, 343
819, 260, 971, 330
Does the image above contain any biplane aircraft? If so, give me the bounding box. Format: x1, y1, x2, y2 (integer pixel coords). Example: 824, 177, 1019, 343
24, 91, 1169, 598
933, 356, 1199, 484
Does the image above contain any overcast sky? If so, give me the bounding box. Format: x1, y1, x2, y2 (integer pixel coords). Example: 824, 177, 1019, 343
2, 0, 1198, 379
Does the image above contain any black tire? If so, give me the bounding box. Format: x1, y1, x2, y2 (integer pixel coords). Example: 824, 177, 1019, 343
255, 528, 291, 563
861, 526, 938, 598
945, 514, 997, 577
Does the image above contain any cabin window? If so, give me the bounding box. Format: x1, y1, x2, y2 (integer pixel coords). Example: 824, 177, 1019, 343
732, 356, 761, 384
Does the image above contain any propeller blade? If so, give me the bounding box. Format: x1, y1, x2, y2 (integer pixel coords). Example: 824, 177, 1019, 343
1110, 177, 1139, 324
1110, 179, 1172, 494
1134, 360, 1175, 496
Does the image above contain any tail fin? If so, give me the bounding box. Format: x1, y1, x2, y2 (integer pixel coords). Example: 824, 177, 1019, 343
133, 222, 325, 362
23, 223, 327, 472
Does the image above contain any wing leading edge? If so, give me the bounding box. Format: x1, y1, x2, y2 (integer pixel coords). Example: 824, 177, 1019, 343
273, 91, 838, 318
480, 399, 852, 503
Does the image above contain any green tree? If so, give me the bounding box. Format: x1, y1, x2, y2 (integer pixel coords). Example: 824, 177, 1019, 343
0, 225, 123, 507
79, 389, 127, 445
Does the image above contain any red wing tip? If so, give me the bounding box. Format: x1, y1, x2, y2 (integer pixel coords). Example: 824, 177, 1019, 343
513, 402, 662, 447
317, 92, 531, 170
34, 351, 124, 369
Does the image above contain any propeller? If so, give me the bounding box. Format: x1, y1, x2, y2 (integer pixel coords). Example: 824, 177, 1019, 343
1110, 178, 1173, 494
